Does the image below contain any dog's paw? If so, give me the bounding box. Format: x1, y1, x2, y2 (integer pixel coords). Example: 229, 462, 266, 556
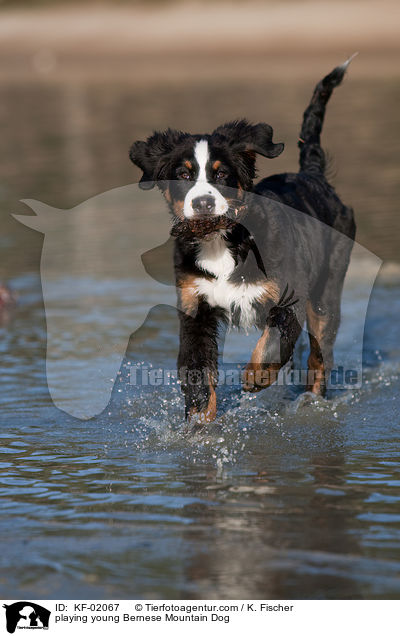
242, 364, 280, 392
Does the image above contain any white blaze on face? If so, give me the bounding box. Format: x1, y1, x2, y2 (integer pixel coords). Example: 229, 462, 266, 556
195, 138, 208, 182
183, 139, 229, 218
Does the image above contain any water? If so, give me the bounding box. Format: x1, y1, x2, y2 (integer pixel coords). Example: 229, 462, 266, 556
1, 74, 400, 599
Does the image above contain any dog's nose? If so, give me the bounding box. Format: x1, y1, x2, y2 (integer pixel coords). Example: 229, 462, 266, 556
192, 195, 215, 215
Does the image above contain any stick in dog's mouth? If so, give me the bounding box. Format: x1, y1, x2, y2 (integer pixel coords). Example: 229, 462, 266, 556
170, 204, 247, 240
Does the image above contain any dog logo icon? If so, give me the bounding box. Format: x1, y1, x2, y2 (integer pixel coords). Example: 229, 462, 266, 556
13, 185, 174, 419
3, 602, 51, 633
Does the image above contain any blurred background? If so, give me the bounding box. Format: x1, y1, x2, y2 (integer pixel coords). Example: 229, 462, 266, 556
1, 0, 400, 600
1, 0, 399, 274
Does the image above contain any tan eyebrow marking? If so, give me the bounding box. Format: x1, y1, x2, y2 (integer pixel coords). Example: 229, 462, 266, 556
212, 160, 221, 171
184, 160, 192, 170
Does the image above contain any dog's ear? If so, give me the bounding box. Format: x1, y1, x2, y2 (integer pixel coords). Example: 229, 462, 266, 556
129, 140, 155, 190
213, 119, 284, 159
245, 122, 284, 158
129, 129, 189, 190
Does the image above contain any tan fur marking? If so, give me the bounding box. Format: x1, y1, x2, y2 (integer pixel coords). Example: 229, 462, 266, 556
307, 347, 325, 394
249, 326, 271, 366
241, 282, 286, 391
172, 199, 185, 219
188, 372, 217, 426
306, 300, 328, 394
228, 184, 247, 216
164, 187, 184, 218
260, 280, 280, 305
184, 160, 192, 170
178, 275, 198, 316
212, 160, 221, 171
243, 363, 281, 393
243, 326, 281, 392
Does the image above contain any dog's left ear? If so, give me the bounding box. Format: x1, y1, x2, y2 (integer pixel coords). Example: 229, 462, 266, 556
213, 120, 284, 159
243, 122, 284, 158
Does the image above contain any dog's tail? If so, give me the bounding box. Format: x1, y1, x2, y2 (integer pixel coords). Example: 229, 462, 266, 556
298, 54, 357, 175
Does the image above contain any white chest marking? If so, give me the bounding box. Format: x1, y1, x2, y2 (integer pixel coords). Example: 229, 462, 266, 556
195, 236, 264, 330
196, 234, 235, 278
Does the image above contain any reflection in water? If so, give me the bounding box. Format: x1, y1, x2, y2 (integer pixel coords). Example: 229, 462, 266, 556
0, 74, 400, 598
180, 446, 387, 599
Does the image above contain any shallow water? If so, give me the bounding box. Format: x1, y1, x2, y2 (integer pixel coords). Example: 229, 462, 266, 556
1, 263, 400, 599
1, 74, 400, 599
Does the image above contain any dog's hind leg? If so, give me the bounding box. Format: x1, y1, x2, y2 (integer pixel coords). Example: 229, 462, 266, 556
305, 301, 331, 395
306, 234, 353, 395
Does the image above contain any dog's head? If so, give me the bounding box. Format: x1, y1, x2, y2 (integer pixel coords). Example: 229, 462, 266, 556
129, 119, 283, 221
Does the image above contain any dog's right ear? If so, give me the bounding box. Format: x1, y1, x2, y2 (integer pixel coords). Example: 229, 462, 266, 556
130, 129, 189, 190
129, 140, 156, 190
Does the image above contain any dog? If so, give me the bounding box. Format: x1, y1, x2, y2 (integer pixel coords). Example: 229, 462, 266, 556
129, 59, 356, 426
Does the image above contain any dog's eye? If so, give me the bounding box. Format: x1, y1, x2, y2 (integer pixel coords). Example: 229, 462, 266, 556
178, 171, 191, 180
215, 170, 227, 180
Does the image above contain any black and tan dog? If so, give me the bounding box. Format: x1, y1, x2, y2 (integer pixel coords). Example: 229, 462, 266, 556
130, 59, 356, 425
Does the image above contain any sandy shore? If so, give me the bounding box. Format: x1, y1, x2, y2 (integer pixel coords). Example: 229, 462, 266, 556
0, 1, 399, 81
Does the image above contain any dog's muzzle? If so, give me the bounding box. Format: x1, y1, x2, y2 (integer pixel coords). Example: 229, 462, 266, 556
191, 195, 216, 215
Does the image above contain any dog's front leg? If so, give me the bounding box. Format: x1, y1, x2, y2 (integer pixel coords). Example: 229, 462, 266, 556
177, 301, 220, 426
243, 289, 304, 392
